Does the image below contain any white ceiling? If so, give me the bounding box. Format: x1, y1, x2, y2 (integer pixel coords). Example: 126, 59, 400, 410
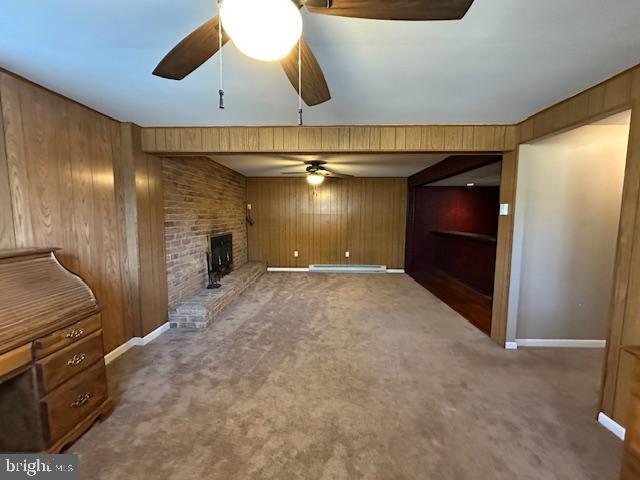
1, 1, 639, 126
206, 153, 449, 177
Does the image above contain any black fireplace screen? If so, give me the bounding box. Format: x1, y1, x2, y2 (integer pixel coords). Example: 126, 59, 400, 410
210, 233, 233, 276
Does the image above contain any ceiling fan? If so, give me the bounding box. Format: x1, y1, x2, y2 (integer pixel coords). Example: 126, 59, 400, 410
153, 0, 475, 107
282, 160, 353, 185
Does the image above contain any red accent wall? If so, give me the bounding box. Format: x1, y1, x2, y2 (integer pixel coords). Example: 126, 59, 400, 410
406, 186, 499, 295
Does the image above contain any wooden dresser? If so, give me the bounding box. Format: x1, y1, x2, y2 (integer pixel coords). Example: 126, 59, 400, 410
621, 346, 640, 479
0, 248, 112, 453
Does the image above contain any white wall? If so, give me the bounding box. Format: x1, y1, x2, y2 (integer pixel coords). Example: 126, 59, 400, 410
507, 121, 630, 341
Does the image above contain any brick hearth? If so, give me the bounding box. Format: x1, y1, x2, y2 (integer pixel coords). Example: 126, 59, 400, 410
169, 262, 266, 328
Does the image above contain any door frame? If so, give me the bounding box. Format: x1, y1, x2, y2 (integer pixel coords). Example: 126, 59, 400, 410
491, 86, 639, 423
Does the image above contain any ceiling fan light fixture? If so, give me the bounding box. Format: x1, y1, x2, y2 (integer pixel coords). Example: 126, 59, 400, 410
306, 172, 325, 186
220, 0, 303, 62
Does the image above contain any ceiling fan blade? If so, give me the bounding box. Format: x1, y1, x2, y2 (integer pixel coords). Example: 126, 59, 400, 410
306, 0, 474, 21
321, 167, 353, 178
281, 171, 307, 175
280, 37, 331, 106
153, 17, 229, 80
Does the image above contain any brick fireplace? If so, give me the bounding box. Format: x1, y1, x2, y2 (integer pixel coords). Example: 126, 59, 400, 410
162, 156, 248, 310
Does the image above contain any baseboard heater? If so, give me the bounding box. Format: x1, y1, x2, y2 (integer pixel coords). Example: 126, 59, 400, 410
309, 264, 387, 273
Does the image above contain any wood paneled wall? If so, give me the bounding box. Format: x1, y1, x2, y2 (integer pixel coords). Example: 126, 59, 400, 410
118, 124, 168, 337
247, 178, 406, 268
0, 71, 167, 352
140, 125, 516, 154
490, 152, 518, 346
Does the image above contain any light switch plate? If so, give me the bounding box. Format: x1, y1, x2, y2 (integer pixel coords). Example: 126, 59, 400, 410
499, 203, 509, 216
345, 251, 350, 258
247, 203, 252, 210
294, 250, 299, 257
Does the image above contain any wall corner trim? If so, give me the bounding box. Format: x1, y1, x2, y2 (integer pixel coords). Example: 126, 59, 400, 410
598, 412, 626, 440
514, 339, 606, 348
104, 322, 170, 365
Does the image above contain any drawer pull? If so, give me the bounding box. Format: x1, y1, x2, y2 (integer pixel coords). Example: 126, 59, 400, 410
66, 328, 84, 339
71, 392, 92, 408
67, 353, 86, 366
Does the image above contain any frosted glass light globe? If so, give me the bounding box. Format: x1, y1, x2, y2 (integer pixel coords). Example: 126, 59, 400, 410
306, 173, 325, 185
220, 0, 303, 62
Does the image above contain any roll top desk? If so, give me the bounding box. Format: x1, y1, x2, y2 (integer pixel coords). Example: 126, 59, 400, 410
0, 248, 112, 453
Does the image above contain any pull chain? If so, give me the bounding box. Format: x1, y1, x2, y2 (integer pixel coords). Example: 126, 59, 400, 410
218, 0, 225, 109
297, 37, 303, 125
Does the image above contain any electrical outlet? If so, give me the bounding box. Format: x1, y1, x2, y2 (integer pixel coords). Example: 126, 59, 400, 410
345, 251, 350, 258
247, 203, 252, 210
294, 250, 299, 257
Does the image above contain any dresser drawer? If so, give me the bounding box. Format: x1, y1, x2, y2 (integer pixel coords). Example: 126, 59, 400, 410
34, 314, 101, 359
36, 331, 104, 394
42, 360, 107, 443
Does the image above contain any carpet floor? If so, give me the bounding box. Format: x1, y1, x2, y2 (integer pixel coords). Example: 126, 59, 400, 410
72, 273, 622, 479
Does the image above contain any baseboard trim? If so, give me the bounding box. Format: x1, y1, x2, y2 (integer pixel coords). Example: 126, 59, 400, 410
104, 338, 137, 365
104, 322, 170, 365
139, 322, 170, 346
515, 339, 606, 348
387, 269, 405, 273
267, 267, 310, 272
598, 412, 625, 440
505, 341, 518, 350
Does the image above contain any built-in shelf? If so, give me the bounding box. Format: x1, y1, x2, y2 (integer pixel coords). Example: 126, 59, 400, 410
431, 230, 497, 243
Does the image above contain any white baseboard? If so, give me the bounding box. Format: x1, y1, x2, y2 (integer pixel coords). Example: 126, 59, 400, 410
598, 412, 625, 440
505, 341, 518, 350
104, 338, 137, 365
514, 339, 606, 348
387, 269, 405, 273
104, 322, 170, 365
138, 322, 170, 346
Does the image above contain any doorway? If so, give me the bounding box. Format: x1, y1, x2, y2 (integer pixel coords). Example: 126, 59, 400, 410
506, 110, 631, 346
406, 156, 503, 335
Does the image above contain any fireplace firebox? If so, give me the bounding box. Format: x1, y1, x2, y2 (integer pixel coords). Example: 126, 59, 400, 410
206, 233, 233, 289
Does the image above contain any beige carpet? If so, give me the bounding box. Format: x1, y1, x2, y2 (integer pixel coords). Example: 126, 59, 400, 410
72, 273, 622, 479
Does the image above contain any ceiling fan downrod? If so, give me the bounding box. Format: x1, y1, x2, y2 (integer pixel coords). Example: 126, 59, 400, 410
298, 37, 303, 125
217, 0, 225, 109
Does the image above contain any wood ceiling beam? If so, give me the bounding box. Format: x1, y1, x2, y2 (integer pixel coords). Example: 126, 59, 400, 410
140, 125, 516, 154
408, 154, 502, 188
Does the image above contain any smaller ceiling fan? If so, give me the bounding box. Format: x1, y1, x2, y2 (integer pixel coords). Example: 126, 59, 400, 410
282, 160, 353, 185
